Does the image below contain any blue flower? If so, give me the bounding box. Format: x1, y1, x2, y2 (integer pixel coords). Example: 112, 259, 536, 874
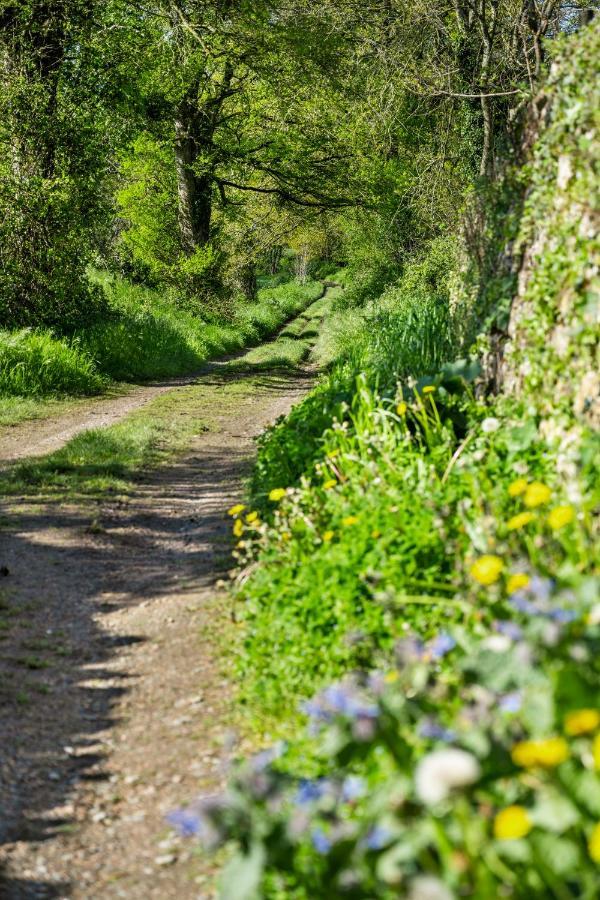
418, 720, 457, 742
528, 576, 553, 602
166, 808, 203, 838
494, 620, 523, 641
499, 691, 522, 713
341, 775, 365, 802
510, 592, 540, 615
295, 779, 327, 805
428, 632, 456, 659
362, 825, 392, 851
311, 828, 332, 855
548, 608, 578, 623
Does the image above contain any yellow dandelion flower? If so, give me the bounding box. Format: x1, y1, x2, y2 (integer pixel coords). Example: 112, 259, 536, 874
228, 503, 246, 517
524, 482, 551, 508
494, 806, 532, 841
323, 479, 337, 490
269, 488, 286, 502
564, 709, 600, 736
422, 385, 436, 394
233, 519, 244, 538
322, 530, 335, 543
512, 737, 569, 768
396, 401, 407, 416
507, 511, 536, 531
470, 555, 504, 586
588, 823, 600, 863
246, 511, 259, 524
342, 515, 359, 527
508, 478, 528, 497
593, 734, 600, 771
507, 573, 530, 594
548, 505, 575, 530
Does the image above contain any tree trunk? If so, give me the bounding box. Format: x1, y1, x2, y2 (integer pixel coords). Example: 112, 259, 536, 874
174, 111, 212, 255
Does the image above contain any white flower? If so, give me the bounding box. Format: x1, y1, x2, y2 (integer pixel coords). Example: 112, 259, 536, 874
481, 417, 500, 433
415, 748, 481, 806
482, 635, 511, 653
408, 875, 454, 900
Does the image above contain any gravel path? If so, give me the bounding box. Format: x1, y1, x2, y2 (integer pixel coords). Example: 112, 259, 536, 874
0, 346, 315, 897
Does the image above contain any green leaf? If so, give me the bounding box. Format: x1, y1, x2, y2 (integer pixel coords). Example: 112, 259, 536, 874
219, 843, 266, 900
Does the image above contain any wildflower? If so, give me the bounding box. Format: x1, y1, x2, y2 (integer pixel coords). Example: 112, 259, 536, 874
512, 737, 569, 768
342, 515, 359, 527
419, 720, 457, 742
415, 748, 480, 805
564, 709, 600, 736
508, 478, 528, 497
167, 808, 203, 838
494, 806, 532, 840
228, 503, 245, 516
341, 775, 365, 802
246, 511, 259, 524
510, 592, 539, 615
548, 505, 575, 530
589, 823, 600, 863
524, 482, 551, 508
507, 511, 536, 531
548, 607, 578, 624
429, 632, 456, 659
362, 825, 392, 851
322, 530, 334, 543
323, 479, 337, 490
593, 734, 600, 770
295, 779, 327, 805
481, 417, 500, 433
507, 573, 530, 594
422, 385, 436, 394
311, 828, 332, 855
470, 555, 504, 585
407, 875, 454, 900
499, 692, 522, 713
268, 488, 286, 502
494, 620, 523, 641
396, 401, 407, 416
233, 519, 244, 538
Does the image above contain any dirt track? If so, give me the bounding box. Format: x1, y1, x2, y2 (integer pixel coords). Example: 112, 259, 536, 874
0, 339, 316, 898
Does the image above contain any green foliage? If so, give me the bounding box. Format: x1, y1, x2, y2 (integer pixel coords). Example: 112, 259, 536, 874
0, 274, 324, 397
0, 329, 105, 397
249, 240, 459, 503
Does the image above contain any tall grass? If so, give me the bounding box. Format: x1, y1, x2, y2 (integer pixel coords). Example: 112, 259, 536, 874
0, 273, 323, 399
0, 329, 105, 397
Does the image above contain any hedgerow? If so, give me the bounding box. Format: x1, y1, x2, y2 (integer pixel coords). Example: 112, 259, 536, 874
170, 21, 600, 899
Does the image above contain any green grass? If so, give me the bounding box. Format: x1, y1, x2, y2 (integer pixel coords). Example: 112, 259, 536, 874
0, 379, 249, 497
0, 274, 324, 411
0, 328, 106, 397
226, 291, 334, 373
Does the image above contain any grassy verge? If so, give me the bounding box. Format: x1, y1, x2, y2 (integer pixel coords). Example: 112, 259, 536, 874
0, 274, 324, 425
0, 292, 333, 498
